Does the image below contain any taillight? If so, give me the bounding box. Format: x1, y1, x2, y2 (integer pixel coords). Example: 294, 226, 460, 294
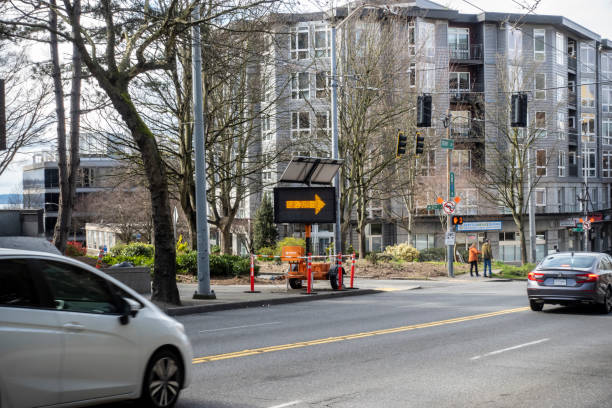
576, 273, 598, 283
528, 272, 544, 282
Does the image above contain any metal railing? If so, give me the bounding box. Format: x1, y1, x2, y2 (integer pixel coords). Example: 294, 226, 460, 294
449, 44, 483, 60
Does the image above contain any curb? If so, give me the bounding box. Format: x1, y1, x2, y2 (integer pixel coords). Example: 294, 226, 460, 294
163, 288, 383, 316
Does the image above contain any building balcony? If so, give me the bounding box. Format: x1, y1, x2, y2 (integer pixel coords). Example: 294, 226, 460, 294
568, 91, 577, 106
449, 85, 484, 104
568, 56, 577, 72
449, 44, 483, 63
569, 164, 578, 177
568, 131, 578, 145
450, 120, 484, 140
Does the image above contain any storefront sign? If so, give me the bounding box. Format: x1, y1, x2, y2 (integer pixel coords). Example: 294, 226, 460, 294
456, 221, 502, 232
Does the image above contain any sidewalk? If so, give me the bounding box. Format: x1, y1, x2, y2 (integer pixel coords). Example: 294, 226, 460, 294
152, 279, 420, 316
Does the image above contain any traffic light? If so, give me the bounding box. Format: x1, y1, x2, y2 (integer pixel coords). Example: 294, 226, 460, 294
396, 130, 407, 157
415, 132, 425, 155
417, 94, 432, 127
511, 93, 528, 128
452, 216, 464, 225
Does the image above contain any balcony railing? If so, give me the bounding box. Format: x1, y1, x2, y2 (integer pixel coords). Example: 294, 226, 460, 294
568, 90, 577, 105
449, 44, 483, 61
450, 121, 484, 139
449, 84, 484, 104
568, 56, 577, 71
568, 132, 578, 145
569, 164, 578, 177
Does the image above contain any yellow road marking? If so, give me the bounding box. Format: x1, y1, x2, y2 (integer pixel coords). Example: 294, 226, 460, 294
192, 307, 529, 364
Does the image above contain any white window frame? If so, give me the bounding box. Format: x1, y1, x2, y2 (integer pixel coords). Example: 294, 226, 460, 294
291, 112, 310, 140
417, 149, 436, 176
534, 29, 546, 61
580, 43, 595, 72
603, 53, 612, 77
419, 63, 435, 92
603, 150, 612, 178
581, 83, 595, 108
448, 27, 470, 59
583, 147, 596, 178
507, 25, 522, 61
536, 149, 547, 176
535, 111, 547, 137
535, 188, 546, 206
557, 111, 566, 140
408, 21, 416, 56
315, 71, 329, 99
604, 119, 612, 145
315, 111, 331, 140
556, 74, 564, 103
313, 25, 330, 58
290, 26, 309, 60
581, 113, 595, 143
558, 151, 566, 177
535, 73, 546, 99
291, 72, 310, 100
449, 71, 470, 92
261, 114, 272, 141
602, 85, 612, 113
555, 32, 564, 65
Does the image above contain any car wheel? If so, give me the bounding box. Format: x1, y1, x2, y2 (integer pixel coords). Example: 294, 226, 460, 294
329, 266, 345, 290
140, 349, 184, 408
598, 287, 612, 314
529, 300, 544, 311
288, 278, 302, 289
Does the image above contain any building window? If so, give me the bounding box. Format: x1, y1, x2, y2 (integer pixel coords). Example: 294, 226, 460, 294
450, 110, 471, 138
290, 26, 309, 60
603, 54, 612, 77
535, 73, 546, 99
535, 111, 547, 137
452, 150, 471, 173
417, 150, 436, 176
507, 25, 522, 60
262, 171, 273, 182
556, 74, 564, 102
412, 233, 434, 251
535, 188, 546, 206
603, 151, 612, 178
581, 113, 595, 143
449, 72, 470, 92
569, 151, 576, 166
448, 27, 469, 59
536, 149, 547, 176
581, 83, 595, 108
558, 151, 566, 177
408, 63, 416, 87
602, 85, 612, 113
555, 32, 564, 65
316, 71, 329, 99
557, 111, 565, 140
313, 25, 330, 57
508, 65, 523, 92
261, 114, 272, 141
583, 147, 596, 178
291, 112, 310, 140
418, 21, 435, 58
291, 72, 310, 99
419, 63, 435, 92
458, 188, 478, 215
580, 43, 595, 72
315, 111, 330, 140
408, 21, 416, 56
604, 120, 612, 145
533, 29, 545, 61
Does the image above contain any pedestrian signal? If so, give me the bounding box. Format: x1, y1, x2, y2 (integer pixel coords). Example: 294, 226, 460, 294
452, 216, 463, 225
415, 132, 425, 155
396, 130, 407, 157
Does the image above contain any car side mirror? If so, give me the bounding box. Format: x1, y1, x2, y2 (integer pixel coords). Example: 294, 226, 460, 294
119, 297, 142, 325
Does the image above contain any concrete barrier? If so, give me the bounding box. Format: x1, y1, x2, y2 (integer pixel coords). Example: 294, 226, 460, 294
103, 267, 151, 295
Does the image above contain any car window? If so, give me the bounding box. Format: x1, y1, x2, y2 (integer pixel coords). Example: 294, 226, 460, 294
540, 255, 596, 269
36, 260, 120, 315
0, 259, 41, 308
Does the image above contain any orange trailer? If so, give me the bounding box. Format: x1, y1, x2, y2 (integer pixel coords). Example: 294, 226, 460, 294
281, 245, 344, 290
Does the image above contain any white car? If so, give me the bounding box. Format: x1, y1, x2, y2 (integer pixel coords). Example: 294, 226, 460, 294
0, 248, 192, 408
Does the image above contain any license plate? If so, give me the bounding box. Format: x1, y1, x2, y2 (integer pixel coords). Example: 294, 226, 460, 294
553, 279, 566, 286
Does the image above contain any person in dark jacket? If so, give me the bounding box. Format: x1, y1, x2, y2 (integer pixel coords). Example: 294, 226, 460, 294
482, 239, 492, 277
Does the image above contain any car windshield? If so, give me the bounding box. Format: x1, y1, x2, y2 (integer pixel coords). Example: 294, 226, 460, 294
540, 255, 596, 269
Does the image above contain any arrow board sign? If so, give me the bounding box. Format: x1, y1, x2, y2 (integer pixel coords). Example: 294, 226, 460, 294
274, 187, 336, 224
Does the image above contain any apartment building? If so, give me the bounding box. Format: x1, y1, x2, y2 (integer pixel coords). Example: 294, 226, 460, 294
249, 0, 612, 260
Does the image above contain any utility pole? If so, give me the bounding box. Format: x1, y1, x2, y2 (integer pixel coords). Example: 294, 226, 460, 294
331, 24, 341, 260
528, 148, 536, 263
192, 5, 215, 299
583, 151, 589, 251
444, 111, 454, 278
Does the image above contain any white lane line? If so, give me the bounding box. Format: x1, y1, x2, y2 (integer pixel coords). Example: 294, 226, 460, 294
471, 338, 550, 360
199, 321, 282, 333
268, 401, 303, 408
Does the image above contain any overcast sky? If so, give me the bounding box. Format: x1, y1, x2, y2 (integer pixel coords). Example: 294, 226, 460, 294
1, 0, 611, 195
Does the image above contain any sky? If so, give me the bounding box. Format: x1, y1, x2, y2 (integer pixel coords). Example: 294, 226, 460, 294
1, 0, 611, 194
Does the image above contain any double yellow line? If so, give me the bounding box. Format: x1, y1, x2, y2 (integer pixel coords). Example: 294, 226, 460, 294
192, 306, 529, 365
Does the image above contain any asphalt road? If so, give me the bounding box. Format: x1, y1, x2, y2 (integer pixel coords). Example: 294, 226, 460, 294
176, 278, 612, 407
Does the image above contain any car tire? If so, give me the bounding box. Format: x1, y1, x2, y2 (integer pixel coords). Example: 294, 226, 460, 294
288, 278, 302, 289
140, 349, 184, 408
529, 300, 544, 311
598, 287, 612, 314
329, 266, 345, 290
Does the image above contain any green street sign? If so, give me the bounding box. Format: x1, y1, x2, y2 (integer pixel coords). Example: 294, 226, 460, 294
572, 227, 583, 232
450, 172, 455, 198
427, 204, 443, 211
441, 139, 454, 149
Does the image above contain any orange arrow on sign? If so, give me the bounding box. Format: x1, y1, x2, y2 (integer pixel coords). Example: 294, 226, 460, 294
286, 194, 326, 215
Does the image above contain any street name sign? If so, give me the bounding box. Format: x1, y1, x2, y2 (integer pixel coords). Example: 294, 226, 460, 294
440, 139, 454, 149
456, 221, 503, 232
450, 172, 455, 198
427, 204, 443, 211
274, 187, 336, 224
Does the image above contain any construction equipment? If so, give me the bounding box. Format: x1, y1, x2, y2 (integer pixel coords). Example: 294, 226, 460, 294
281, 245, 345, 290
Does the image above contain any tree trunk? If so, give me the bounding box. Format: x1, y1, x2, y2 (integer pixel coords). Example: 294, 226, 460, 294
519, 220, 528, 265
220, 223, 233, 254
358, 225, 366, 259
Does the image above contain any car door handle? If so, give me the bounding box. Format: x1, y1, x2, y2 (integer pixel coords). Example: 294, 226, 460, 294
63, 323, 85, 332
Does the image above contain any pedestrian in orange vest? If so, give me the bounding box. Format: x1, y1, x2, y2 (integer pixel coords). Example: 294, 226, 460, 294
469, 243, 480, 277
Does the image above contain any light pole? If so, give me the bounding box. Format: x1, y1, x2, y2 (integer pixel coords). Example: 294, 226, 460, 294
329, 4, 396, 259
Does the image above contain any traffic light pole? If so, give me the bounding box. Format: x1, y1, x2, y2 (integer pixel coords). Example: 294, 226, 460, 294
446, 110, 454, 278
